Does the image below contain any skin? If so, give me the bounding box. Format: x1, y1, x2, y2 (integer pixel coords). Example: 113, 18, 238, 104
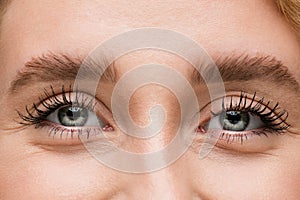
0, 0, 300, 199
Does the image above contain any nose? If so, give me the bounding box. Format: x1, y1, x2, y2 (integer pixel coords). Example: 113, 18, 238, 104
108, 68, 200, 199
124, 162, 195, 200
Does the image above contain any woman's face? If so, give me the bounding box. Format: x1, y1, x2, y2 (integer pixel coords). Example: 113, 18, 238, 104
1, 0, 300, 199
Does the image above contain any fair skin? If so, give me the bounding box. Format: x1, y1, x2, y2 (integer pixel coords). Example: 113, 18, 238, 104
0, 0, 300, 199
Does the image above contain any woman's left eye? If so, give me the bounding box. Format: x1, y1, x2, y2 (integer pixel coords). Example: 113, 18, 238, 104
210, 110, 264, 131
196, 92, 290, 149
47, 106, 102, 127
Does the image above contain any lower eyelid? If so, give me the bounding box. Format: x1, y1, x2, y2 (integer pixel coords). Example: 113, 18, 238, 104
28, 128, 117, 153
194, 127, 285, 153
30, 120, 118, 144
217, 130, 267, 144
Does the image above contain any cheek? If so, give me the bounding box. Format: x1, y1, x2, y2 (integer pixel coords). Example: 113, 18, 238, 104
267, 152, 300, 199
190, 153, 300, 199
0, 150, 123, 200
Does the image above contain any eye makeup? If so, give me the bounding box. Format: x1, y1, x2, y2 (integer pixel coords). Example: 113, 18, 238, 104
197, 91, 290, 145
17, 85, 291, 152
17, 85, 115, 142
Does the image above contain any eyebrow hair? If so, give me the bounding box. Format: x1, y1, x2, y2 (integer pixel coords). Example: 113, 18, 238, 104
192, 54, 299, 91
0, 0, 12, 25
8, 52, 299, 94
9, 52, 118, 92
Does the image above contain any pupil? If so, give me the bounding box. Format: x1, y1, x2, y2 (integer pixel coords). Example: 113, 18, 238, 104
226, 111, 241, 124
220, 110, 250, 131
58, 106, 88, 126
66, 107, 81, 120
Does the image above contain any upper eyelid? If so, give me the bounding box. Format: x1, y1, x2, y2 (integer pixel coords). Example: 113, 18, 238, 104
202, 92, 273, 112
212, 96, 283, 116
35, 85, 109, 111
200, 92, 289, 121
17, 86, 113, 126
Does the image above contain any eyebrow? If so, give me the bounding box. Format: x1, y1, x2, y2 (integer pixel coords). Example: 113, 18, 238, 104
8, 52, 299, 93
9, 53, 118, 92
192, 54, 299, 91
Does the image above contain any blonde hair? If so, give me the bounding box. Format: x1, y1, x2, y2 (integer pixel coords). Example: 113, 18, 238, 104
277, 0, 300, 34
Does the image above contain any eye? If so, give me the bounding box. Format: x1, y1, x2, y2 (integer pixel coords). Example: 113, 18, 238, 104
196, 92, 290, 150
47, 105, 104, 127
210, 110, 264, 131
17, 85, 115, 143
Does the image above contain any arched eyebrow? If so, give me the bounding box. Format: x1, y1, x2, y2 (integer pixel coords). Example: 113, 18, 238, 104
192, 54, 299, 91
8, 52, 299, 94
9, 52, 118, 93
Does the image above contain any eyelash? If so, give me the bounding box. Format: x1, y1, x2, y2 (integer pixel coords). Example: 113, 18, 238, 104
200, 92, 290, 144
18, 87, 290, 145
17, 85, 111, 139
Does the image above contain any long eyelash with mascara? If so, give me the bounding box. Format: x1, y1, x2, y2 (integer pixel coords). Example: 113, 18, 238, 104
16, 85, 108, 140
17, 85, 95, 127
207, 92, 290, 144
223, 92, 289, 129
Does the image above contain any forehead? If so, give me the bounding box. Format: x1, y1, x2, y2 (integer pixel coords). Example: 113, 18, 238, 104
0, 0, 300, 77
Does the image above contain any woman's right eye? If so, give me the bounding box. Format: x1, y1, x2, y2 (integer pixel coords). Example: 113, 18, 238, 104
47, 106, 103, 127
17, 86, 115, 142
